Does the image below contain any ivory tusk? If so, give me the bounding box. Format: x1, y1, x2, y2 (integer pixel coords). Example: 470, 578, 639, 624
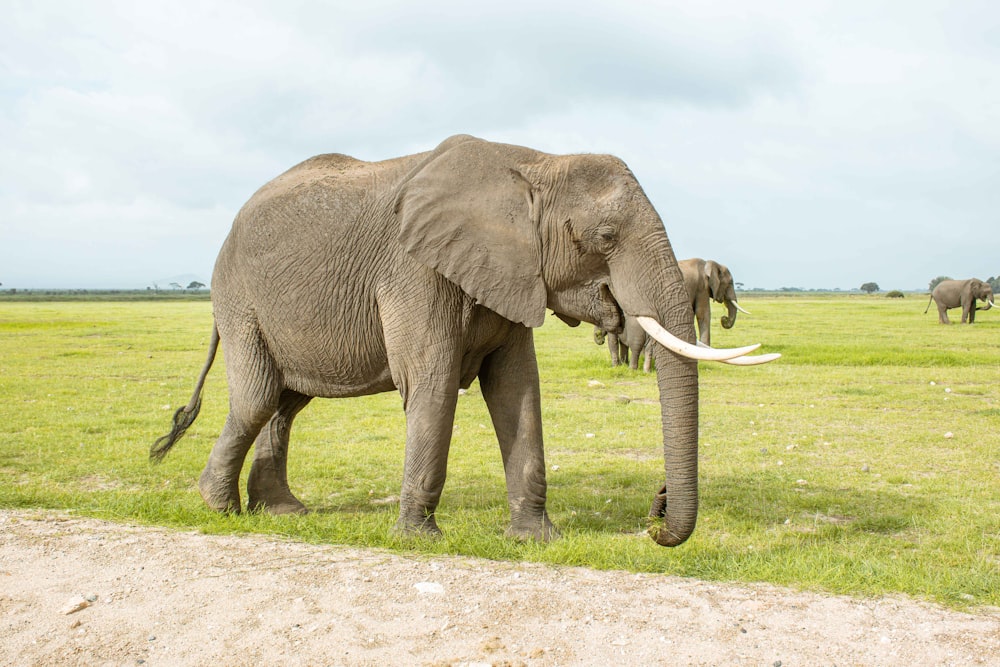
734, 301, 751, 316
697, 341, 780, 365
636, 316, 760, 361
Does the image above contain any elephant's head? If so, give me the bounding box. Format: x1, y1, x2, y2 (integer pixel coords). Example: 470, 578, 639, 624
971, 279, 995, 311
705, 260, 749, 329
396, 135, 775, 546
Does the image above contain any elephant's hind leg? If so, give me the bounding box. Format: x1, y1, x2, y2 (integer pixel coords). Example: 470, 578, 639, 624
199, 327, 282, 513
937, 302, 951, 324
200, 409, 273, 513
248, 390, 312, 515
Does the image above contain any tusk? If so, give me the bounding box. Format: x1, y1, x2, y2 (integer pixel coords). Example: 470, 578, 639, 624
734, 301, 751, 315
697, 342, 780, 365
636, 316, 760, 361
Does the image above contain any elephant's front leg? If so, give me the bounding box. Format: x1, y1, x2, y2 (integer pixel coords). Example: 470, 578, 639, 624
394, 377, 460, 536
607, 332, 621, 366
382, 298, 464, 536
479, 326, 556, 541
964, 300, 976, 323
695, 296, 712, 345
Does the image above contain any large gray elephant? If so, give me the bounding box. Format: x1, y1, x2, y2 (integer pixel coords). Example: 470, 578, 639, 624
679, 257, 749, 346
151, 135, 776, 547
925, 278, 995, 323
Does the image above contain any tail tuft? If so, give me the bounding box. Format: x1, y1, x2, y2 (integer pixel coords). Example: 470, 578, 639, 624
150, 398, 202, 463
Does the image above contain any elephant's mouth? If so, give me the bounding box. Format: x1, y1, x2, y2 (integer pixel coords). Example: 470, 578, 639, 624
594, 283, 625, 334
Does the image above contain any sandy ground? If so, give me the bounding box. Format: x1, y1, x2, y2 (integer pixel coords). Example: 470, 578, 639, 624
2, 510, 999, 666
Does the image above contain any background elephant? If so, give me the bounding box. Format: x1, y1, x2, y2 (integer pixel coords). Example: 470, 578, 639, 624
152, 135, 773, 548
679, 257, 749, 345
925, 278, 995, 323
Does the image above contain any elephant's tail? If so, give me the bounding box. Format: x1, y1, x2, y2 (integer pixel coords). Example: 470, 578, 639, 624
924, 294, 933, 313
150, 324, 220, 463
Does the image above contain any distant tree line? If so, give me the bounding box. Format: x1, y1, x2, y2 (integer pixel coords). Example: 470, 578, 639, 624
148, 281, 207, 292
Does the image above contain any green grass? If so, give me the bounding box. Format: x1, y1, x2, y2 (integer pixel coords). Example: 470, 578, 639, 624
1, 295, 998, 609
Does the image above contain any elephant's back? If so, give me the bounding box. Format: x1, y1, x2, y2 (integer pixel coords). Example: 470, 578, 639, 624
237, 151, 426, 224
216, 151, 428, 279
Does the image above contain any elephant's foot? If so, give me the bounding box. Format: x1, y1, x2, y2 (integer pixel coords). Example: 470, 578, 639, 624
393, 509, 442, 539
247, 492, 308, 516
198, 465, 242, 514
247, 455, 308, 515
507, 511, 559, 542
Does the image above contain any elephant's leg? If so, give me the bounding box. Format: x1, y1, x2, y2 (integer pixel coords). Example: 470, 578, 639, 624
608, 332, 621, 366
394, 381, 460, 536
199, 329, 281, 513
479, 326, 555, 541
247, 390, 312, 515
697, 307, 711, 346
382, 299, 463, 536
642, 339, 653, 373
937, 302, 951, 324
200, 409, 274, 513
628, 344, 640, 370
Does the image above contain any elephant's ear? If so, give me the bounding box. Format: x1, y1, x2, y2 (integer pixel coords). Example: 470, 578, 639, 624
395, 140, 547, 328
705, 261, 721, 300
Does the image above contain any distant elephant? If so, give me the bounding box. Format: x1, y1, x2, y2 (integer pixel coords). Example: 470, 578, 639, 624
924, 278, 995, 323
678, 258, 749, 346
151, 135, 776, 548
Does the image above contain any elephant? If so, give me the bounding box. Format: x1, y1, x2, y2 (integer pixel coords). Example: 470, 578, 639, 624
678, 257, 749, 346
593, 258, 749, 370
924, 278, 995, 324
594, 317, 654, 371
151, 135, 777, 548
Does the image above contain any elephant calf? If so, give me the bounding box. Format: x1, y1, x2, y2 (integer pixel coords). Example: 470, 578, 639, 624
593, 257, 750, 371
925, 278, 995, 323
593, 317, 652, 371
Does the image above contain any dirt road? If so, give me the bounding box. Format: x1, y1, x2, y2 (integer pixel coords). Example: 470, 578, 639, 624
2, 510, 998, 666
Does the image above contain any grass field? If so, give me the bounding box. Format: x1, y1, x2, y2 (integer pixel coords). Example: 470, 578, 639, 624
1, 295, 997, 609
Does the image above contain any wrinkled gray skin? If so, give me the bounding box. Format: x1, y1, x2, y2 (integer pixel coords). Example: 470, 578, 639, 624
152, 135, 701, 547
925, 278, 994, 323
593, 257, 742, 370
679, 258, 741, 345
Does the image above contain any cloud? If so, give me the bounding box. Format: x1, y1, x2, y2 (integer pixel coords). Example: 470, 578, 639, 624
2, 1, 999, 289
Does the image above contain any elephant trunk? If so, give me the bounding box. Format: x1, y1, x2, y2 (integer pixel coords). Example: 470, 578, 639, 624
648, 342, 699, 546
609, 234, 702, 547
721, 299, 738, 329
979, 297, 994, 311
633, 273, 699, 547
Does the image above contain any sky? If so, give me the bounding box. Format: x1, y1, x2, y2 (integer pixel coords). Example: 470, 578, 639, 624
2, 0, 999, 291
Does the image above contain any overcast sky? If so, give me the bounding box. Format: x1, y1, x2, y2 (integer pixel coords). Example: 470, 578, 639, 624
2, 1, 998, 290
